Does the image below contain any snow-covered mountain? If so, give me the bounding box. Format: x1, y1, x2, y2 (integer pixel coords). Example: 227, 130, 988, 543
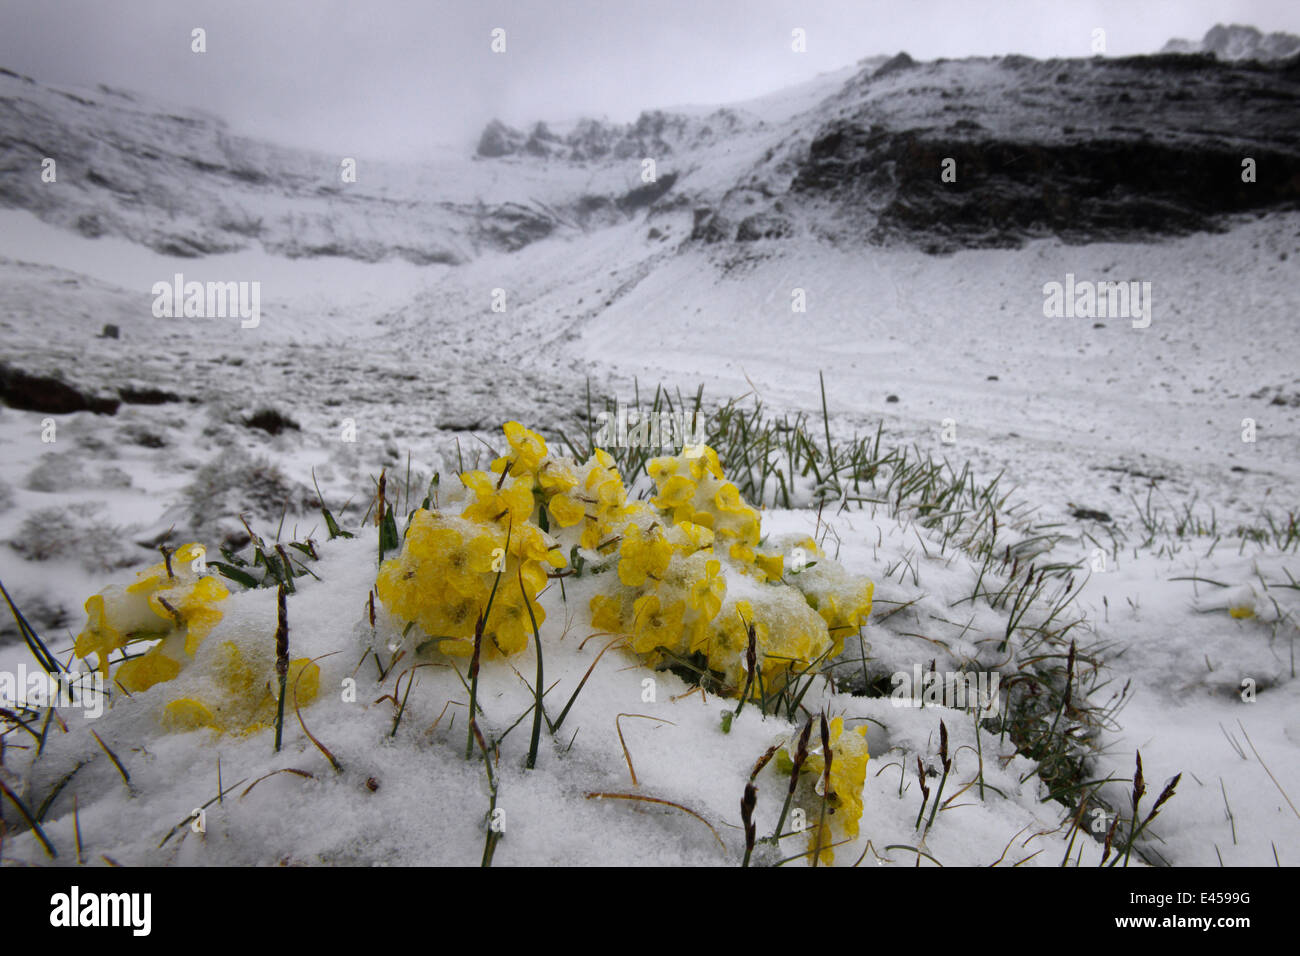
3, 42, 1298, 267
1163, 23, 1300, 61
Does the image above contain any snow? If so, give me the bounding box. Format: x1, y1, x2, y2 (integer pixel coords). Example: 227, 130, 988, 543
0, 513, 1088, 867
3, 458, 1295, 866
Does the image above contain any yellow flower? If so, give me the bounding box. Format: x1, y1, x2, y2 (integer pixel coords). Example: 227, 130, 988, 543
800, 716, 871, 864
670, 520, 715, 554
378, 515, 500, 642
720, 600, 756, 655
646, 456, 678, 484
376, 504, 557, 661
509, 522, 565, 568
652, 475, 696, 512
802, 576, 873, 656
618, 524, 673, 587
486, 589, 543, 656
753, 550, 785, 582
460, 470, 535, 527
547, 492, 587, 528
125, 542, 207, 595
115, 643, 182, 693
687, 559, 725, 621
589, 593, 626, 633
537, 459, 579, 495
728, 540, 757, 564
162, 698, 215, 732
687, 446, 724, 482
699, 598, 766, 689
158, 643, 321, 734
74, 593, 129, 675
503, 421, 548, 473
584, 451, 627, 511
630, 593, 686, 655
148, 575, 230, 656
714, 482, 745, 514
687, 510, 715, 531
75, 548, 227, 680
579, 515, 615, 552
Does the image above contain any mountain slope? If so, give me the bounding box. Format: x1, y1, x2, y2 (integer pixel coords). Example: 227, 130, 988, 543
4, 45, 1299, 268
1163, 23, 1300, 61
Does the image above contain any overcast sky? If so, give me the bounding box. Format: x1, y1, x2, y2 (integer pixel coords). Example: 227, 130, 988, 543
1, 0, 1297, 159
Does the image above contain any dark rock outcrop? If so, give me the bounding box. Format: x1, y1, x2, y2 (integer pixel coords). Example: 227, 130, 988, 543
786, 53, 1300, 251
0, 364, 120, 415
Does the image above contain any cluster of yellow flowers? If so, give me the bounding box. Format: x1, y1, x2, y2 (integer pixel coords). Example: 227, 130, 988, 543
780, 540, 876, 658
778, 716, 872, 865
161, 643, 321, 734
586, 446, 874, 699
71, 543, 321, 732
66, 419, 875, 765
376, 422, 566, 658
648, 448, 763, 563
532, 447, 633, 551
75, 543, 228, 689
373, 422, 872, 704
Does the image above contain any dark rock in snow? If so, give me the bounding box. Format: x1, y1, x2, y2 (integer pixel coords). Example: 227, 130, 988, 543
0, 364, 119, 415
874, 52, 916, 78
243, 408, 300, 435
119, 385, 182, 405
787, 53, 1300, 252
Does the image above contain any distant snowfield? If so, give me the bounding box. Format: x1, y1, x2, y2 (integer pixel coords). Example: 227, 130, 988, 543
0, 200, 1297, 866
0, 208, 449, 343
558, 213, 1300, 525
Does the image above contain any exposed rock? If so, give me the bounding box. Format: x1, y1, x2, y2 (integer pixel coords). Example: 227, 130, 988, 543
477, 119, 524, 158
874, 52, 916, 78
475, 109, 753, 163
617, 172, 678, 212
789, 54, 1300, 252
119, 385, 182, 405
0, 364, 120, 415
736, 213, 792, 241
243, 407, 300, 435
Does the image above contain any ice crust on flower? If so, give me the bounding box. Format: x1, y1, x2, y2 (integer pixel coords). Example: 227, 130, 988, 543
778, 715, 872, 864
70, 542, 323, 733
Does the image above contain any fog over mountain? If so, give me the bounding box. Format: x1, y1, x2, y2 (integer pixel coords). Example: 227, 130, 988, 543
3, 28, 1297, 267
